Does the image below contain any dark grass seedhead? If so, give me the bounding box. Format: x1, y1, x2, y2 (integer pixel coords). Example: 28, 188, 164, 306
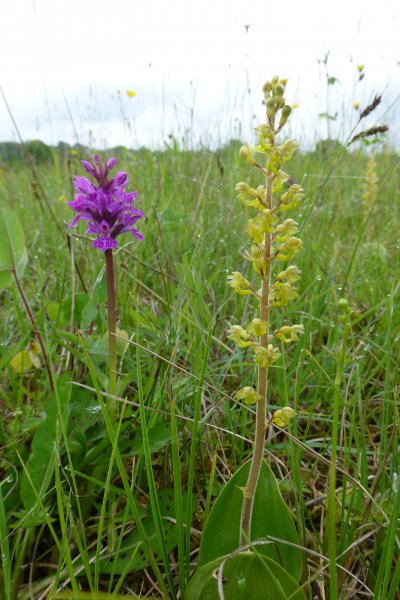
349, 124, 389, 145
359, 94, 382, 120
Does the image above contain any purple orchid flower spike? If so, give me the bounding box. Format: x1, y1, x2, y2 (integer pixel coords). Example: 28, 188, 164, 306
68, 155, 144, 251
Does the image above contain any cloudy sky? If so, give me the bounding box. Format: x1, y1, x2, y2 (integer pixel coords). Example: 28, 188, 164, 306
0, 0, 399, 148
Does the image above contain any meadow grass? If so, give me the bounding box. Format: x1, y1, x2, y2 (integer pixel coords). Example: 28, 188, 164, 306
0, 135, 399, 599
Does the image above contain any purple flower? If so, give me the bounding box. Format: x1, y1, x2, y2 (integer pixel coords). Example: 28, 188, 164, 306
68, 155, 144, 251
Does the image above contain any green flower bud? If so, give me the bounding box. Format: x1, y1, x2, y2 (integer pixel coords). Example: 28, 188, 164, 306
274, 218, 299, 242
274, 324, 305, 343
243, 244, 266, 275
265, 147, 282, 173
239, 143, 257, 166
235, 181, 251, 198
279, 105, 292, 128
275, 265, 301, 283
246, 318, 270, 336
273, 406, 297, 427
250, 243, 262, 258
275, 83, 285, 97
255, 123, 275, 150
227, 325, 254, 348
272, 170, 290, 193
269, 282, 299, 307
227, 271, 253, 295
279, 183, 305, 211
236, 183, 265, 208
247, 210, 276, 243
253, 344, 281, 368
280, 139, 299, 162
263, 81, 272, 96
276, 236, 303, 261
235, 387, 261, 405
266, 97, 277, 121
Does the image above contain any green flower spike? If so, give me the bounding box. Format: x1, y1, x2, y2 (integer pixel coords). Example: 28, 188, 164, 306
226, 77, 305, 547
191, 76, 307, 600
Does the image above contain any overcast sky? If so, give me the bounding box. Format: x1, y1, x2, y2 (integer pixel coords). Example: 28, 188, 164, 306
0, 0, 399, 149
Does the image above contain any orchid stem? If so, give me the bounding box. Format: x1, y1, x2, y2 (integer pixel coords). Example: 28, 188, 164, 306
240, 174, 273, 545
105, 249, 117, 419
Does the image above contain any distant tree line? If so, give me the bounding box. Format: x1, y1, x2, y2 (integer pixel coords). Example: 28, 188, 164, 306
0, 137, 389, 169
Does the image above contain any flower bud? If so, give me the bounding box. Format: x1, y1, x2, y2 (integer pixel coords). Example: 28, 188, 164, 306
106, 157, 116, 170
228, 325, 253, 348
246, 318, 269, 336
239, 143, 257, 166
235, 387, 261, 405
266, 97, 277, 121
227, 271, 253, 295
253, 344, 281, 368
279, 105, 292, 128
263, 81, 272, 96
273, 406, 297, 427
250, 244, 262, 258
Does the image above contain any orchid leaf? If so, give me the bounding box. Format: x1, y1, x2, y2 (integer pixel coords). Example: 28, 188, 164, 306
198, 458, 302, 582
186, 552, 306, 600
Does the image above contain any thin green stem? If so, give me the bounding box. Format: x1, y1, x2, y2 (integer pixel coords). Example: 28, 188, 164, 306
328, 317, 349, 599
105, 249, 117, 418
240, 173, 273, 545
11, 267, 54, 393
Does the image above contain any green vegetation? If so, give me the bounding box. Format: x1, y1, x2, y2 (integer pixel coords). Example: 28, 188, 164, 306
0, 127, 399, 599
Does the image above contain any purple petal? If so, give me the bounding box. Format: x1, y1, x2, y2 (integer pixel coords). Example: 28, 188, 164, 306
96, 189, 109, 214
106, 157, 116, 170
92, 236, 118, 251
73, 176, 95, 194
132, 229, 144, 241
110, 172, 128, 188
124, 191, 138, 203
81, 160, 96, 178
86, 219, 111, 235
68, 215, 82, 229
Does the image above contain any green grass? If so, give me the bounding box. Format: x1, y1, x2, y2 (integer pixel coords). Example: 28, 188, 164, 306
0, 136, 399, 599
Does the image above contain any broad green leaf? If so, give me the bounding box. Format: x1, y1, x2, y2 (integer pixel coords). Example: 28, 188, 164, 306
20, 375, 70, 510
93, 271, 107, 303
10, 350, 34, 373
48, 294, 100, 329
199, 458, 303, 582
186, 552, 306, 600
10, 342, 41, 373
47, 301, 68, 328
87, 329, 131, 365
80, 298, 99, 328
62, 292, 91, 326
0, 207, 27, 289
123, 423, 173, 457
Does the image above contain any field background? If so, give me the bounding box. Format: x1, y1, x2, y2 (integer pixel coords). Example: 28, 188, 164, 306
0, 126, 399, 598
